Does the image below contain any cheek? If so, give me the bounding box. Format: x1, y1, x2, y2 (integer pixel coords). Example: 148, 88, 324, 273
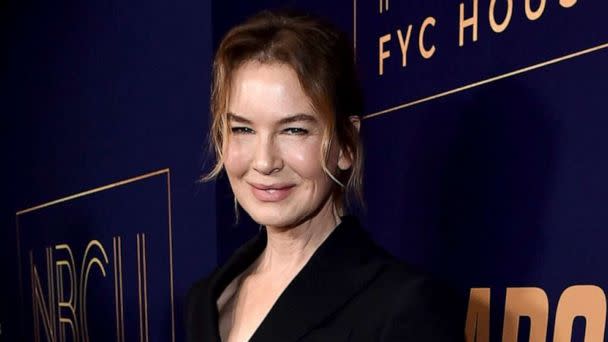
223, 139, 251, 176
282, 138, 326, 180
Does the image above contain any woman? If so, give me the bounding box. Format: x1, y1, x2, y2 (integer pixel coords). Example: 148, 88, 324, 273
187, 10, 465, 342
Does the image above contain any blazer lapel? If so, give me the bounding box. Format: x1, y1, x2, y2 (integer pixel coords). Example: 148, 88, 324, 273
196, 230, 268, 342
250, 216, 388, 341
194, 216, 387, 342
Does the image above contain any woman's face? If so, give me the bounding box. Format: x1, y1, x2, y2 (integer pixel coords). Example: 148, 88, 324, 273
223, 61, 350, 229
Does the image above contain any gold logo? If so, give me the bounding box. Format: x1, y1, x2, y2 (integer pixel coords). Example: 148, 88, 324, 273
18, 169, 175, 342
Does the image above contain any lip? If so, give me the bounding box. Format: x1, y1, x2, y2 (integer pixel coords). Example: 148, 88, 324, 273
248, 182, 295, 202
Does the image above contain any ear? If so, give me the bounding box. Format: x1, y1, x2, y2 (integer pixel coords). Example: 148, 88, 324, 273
337, 116, 361, 171
349, 115, 361, 132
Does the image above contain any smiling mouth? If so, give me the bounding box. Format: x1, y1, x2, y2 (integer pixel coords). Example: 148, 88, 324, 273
249, 183, 295, 202
260, 188, 281, 193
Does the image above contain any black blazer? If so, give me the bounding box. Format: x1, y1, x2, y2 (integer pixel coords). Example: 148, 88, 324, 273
186, 216, 466, 341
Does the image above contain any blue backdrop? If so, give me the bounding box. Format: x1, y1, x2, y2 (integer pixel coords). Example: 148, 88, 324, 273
2, 0, 607, 341
2, 1, 215, 341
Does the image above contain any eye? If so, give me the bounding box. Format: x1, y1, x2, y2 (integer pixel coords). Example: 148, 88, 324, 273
283, 127, 309, 135
231, 126, 254, 134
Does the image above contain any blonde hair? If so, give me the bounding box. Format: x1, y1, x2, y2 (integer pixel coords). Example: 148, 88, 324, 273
202, 10, 364, 212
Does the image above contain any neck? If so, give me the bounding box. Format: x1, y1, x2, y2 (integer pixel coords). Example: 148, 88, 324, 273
255, 200, 341, 275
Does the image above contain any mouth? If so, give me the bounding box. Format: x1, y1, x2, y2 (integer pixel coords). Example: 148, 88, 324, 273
249, 182, 296, 202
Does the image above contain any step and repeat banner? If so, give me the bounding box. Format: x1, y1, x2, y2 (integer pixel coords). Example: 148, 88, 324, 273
359, 0, 608, 341
5, 0, 607, 341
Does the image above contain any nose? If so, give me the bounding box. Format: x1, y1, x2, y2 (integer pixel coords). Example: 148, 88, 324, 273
252, 134, 283, 175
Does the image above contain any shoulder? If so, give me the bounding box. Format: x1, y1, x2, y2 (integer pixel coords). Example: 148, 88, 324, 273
369, 259, 466, 341
185, 275, 210, 323
185, 274, 217, 342
186, 228, 266, 316
186, 275, 211, 307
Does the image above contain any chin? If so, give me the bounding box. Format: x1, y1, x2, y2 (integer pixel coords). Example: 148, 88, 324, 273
244, 205, 302, 229
249, 212, 294, 228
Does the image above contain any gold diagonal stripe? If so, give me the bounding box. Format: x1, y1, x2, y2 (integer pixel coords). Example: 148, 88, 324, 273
363, 42, 608, 120
16, 169, 169, 215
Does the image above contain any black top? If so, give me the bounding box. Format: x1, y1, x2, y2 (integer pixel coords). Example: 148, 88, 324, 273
186, 216, 466, 341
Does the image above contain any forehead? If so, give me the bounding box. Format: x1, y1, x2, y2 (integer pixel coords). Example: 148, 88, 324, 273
228, 61, 318, 121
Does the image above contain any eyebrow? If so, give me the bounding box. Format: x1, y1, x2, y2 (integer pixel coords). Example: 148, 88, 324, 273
227, 112, 317, 125
227, 112, 252, 124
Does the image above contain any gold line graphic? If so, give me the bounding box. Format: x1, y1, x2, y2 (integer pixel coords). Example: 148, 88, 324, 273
166, 170, 176, 342
47, 247, 55, 339
57, 261, 64, 341
16, 169, 169, 215
143, 234, 149, 342
136, 233, 150, 342
379, 0, 389, 13
29, 251, 37, 342
137, 235, 143, 342
113, 238, 119, 342
118, 236, 125, 342
363, 42, 608, 120
31, 248, 57, 341
113, 237, 125, 342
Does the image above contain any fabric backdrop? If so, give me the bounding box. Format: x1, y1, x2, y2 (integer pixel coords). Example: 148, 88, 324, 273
2, 0, 607, 341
